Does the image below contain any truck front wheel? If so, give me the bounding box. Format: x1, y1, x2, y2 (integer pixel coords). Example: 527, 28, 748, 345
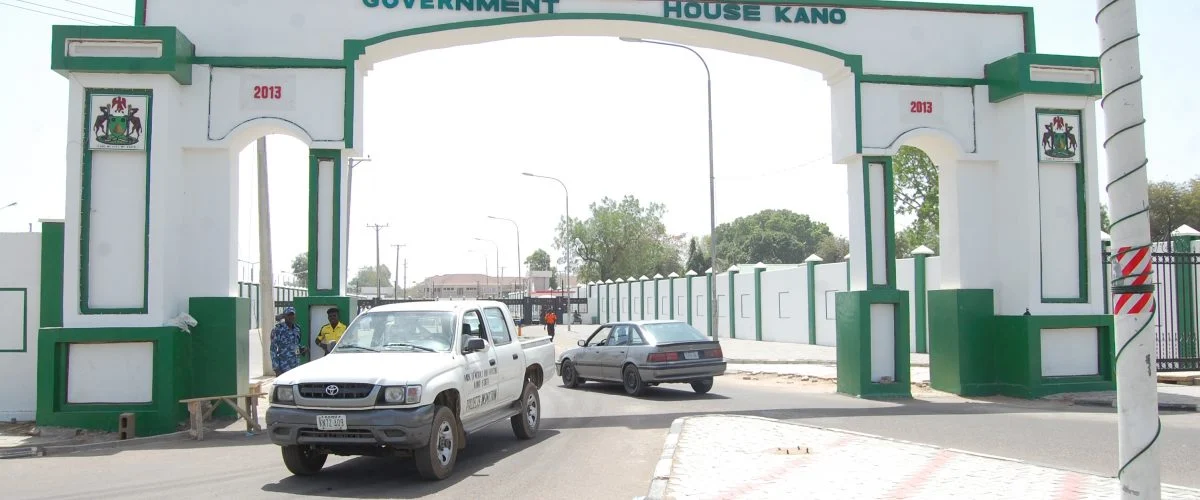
510, 381, 540, 440
414, 405, 459, 480
281, 445, 327, 476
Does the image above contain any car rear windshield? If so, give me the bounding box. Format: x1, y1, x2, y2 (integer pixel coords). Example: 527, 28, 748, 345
640, 322, 707, 344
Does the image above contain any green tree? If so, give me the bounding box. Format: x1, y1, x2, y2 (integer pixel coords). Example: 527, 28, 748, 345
711, 209, 833, 269
1147, 178, 1200, 243
555, 195, 684, 282
348, 265, 392, 293
815, 234, 850, 263
290, 252, 308, 285
684, 237, 708, 273
525, 249, 552, 271
893, 146, 940, 252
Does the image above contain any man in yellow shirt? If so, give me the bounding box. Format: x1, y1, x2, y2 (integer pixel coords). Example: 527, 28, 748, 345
316, 307, 347, 355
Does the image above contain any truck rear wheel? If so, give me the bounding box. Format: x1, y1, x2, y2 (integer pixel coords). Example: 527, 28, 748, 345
510, 381, 540, 440
414, 405, 458, 480
281, 445, 327, 476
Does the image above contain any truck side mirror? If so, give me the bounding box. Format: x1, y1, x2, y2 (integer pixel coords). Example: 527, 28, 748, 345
464, 337, 486, 353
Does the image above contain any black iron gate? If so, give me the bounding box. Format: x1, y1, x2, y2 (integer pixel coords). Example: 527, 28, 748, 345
344, 297, 588, 325
1106, 250, 1200, 372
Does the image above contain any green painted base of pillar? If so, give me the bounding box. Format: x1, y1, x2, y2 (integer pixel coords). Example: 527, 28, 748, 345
294, 296, 358, 363
928, 289, 997, 396
189, 297, 250, 418
835, 289, 911, 399
928, 289, 1115, 399
37, 326, 193, 436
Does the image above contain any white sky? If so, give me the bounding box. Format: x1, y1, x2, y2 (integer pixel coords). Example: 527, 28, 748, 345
2, 1, 1198, 288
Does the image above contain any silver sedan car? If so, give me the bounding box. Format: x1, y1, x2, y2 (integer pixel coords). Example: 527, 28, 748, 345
557, 320, 726, 396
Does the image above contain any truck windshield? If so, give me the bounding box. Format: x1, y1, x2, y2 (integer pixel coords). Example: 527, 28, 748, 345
334, 311, 457, 353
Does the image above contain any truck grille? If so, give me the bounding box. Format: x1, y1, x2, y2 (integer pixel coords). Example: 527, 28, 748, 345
298, 428, 374, 440
297, 383, 374, 399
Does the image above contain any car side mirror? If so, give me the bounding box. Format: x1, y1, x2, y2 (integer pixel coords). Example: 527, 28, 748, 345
464, 337, 487, 353
577, 340, 586, 347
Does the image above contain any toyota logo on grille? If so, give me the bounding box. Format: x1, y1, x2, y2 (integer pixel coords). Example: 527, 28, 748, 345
325, 385, 339, 396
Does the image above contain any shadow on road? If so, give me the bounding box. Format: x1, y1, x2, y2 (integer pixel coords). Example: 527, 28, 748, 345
562, 381, 732, 401
258, 429, 561, 498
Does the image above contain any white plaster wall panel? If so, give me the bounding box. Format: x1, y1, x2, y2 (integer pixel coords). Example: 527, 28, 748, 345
657, 282, 669, 320
761, 268, 805, 343
735, 273, 755, 339
869, 304, 896, 382
316, 159, 335, 290
208, 68, 347, 145
1038, 162, 1082, 300
868, 161, 887, 286
644, 284, 655, 320
846, 160, 868, 290
714, 272, 728, 338
631, 282, 643, 320
66, 342, 154, 403
0, 233, 39, 421
895, 257, 916, 351
1040, 328, 1099, 377
148, 0, 1023, 78
339, 158, 352, 296
989, 96, 1037, 316
86, 151, 148, 309
829, 72, 858, 162
672, 278, 687, 321
690, 275, 708, 337
860, 84, 975, 154
174, 148, 239, 312
814, 262, 847, 346
248, 328, 265, 379
926, 257, 943, 292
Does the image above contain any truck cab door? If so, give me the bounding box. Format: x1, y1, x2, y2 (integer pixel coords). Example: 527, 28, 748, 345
460, 310, 500, 421
483, 306, 525, 403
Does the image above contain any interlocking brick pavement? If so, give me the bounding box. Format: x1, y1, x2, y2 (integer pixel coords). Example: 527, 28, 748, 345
643, 415, 1200, 500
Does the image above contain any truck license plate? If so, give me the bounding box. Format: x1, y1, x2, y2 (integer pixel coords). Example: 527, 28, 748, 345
684, 351, 699, 360
316, 415, 346, 431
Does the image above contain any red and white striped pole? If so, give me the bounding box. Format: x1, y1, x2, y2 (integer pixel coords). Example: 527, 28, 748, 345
1096, 0, 1161, 497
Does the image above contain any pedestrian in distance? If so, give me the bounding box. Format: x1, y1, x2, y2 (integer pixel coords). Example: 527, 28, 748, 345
317, 307, 347, 355
545, 309, 557, 339
270, 307, 305, 375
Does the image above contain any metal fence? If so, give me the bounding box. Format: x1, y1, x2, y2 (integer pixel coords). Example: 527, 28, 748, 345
1104, 249, 1200, 372
237, 282, 308, 329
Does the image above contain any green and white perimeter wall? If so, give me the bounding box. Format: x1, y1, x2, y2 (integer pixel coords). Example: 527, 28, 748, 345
0, 0, 1113, 431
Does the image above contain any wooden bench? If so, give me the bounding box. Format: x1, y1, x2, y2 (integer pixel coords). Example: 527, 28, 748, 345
179, 391, 267, 440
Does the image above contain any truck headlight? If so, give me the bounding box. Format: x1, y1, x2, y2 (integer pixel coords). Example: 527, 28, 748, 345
274, 385, 294, 403
383, 385, 422, 404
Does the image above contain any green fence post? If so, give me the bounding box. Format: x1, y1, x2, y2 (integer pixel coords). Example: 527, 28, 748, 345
685, 270, 696, 326
754, 263, 766, 341
805, 254, 823, 345
1172, 225, 1200, 359
727, 266, 740, 339
668, 272, 679, 320
615, 278, 623, 322
640, 275, 650, 320
653, 274, 664, 319
912, 245, 935, 354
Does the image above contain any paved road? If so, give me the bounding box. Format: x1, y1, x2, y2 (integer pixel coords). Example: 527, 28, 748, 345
4, 331, 1198, 498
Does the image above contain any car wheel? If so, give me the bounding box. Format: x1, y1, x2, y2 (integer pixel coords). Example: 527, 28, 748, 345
561, 360, 582, 388
690, 377, 714, 394
622, 364, 646, 396
414, 405, 458, 480
510, 381, 541, 440
281, 445, 327, 476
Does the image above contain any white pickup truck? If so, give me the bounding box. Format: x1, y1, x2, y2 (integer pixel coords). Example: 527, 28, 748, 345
266, 300, 556, 480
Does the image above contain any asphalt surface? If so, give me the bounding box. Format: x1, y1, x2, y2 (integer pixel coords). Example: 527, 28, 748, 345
4, 331, 1198, 498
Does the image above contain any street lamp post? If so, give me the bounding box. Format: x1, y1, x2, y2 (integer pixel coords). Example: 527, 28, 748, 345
0, 202, 16, 211
345, 156, 371, 290
366, 223, 388, 300
620, 37, 717, 338
522, 172, 571, 329
488, 215, 524, 297
475, 237, 500, 298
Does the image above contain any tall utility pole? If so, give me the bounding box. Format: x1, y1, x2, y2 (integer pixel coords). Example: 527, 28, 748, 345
1096, 1, 1160, 498
521, 172, 570, 329
255, 137, 276, 375
366, 223, 388, 300
390, 244, 405, 300
403, 259, 408, 299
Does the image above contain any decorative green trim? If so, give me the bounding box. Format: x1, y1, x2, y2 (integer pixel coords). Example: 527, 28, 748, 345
727, 269, 738, 339
640, 280, 646, 320
627, 282, 633, 322
616, 283, 621, 322
835, 289, 911, 399
294, 296, 358, 363
1172, 233, 1199, 359
307, 149, 343, 296
192, 57, 344, 69
707, 270, 715, 337
928, 289, 996, 396
37, 325, 192, 435
1101, 240, 1111, 313
994, 314, 1115, 398
605, 284, 611, 323
50, 26, 194, 85
0, 289, 29, 353
806, 261, 819, 345
134, 0, 146, 26
860, 74, 986, 87
654, 279, 660, 320
668, 278, 675, 320
79, 88, 152, 315
685, 277, 693, 326
753, 267, 764, 341
1036, 108, 1088, 304
985, 53, 1102, 103
187, 297, 250, 418
913, 254, 929, 354
861, 157, 897, 289
39, 221, 65, 328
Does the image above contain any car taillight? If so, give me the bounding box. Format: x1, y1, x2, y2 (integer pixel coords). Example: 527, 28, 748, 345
647, 352, 679, 363
704, 348, 723, 358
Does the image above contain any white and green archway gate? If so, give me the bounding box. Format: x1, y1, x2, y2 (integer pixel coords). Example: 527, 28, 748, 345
39, 0, 1110, 433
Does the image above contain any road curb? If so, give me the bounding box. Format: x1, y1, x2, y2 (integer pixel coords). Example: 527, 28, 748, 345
726, 358, 930, 368
642, 417, 687, 500
1072, 399, 1199, 412
0, 431, 191, 458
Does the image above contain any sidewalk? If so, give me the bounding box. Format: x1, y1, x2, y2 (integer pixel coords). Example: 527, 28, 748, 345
642, 415, 1200, 500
